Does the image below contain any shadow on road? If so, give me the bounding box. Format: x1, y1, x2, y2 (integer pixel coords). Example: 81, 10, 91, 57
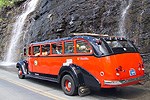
91, 86, 150, 99
26, 77, 61, 90
25, 77, 150, 99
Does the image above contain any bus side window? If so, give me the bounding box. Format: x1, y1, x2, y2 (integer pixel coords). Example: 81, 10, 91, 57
41, 44, 50, 56
52, 43, 62, 54
76, 40, 92, 53
33, 46, 40, 56
64, 41, 74, 54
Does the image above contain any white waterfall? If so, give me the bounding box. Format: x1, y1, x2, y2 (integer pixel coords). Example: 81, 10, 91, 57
4, 0, 39, 63
117, 0, 133, 37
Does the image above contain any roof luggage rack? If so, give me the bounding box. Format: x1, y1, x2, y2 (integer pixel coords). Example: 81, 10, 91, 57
70, 33, 109, 37
70, 33, 127, 41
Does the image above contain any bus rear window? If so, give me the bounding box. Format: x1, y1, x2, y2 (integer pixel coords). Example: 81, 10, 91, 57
106, 40, 138, 54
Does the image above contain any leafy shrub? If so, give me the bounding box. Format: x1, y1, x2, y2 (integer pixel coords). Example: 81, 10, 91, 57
0, 0, 24, 9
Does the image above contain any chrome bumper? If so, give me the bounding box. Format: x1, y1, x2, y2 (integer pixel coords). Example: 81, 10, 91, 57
104, 74, 149, 86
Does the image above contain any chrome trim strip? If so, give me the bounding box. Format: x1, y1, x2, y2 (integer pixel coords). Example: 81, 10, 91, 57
104, 74, 148, 85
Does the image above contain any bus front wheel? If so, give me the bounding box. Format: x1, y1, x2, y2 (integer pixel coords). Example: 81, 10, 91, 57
18, 68, 25, 79
61, 75, 77, 96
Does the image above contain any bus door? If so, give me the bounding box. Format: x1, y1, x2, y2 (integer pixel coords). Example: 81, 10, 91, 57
75, 39, 93, 69
49, 42, 64, 75
32, 45, 41, 73
38, 44, 50, 74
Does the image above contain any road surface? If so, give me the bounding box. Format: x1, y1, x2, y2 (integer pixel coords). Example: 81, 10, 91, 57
0, 79, 54, 100
0, 64, 150, 100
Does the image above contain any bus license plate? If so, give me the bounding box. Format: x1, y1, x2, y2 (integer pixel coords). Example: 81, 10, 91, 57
129, 69, 136, 76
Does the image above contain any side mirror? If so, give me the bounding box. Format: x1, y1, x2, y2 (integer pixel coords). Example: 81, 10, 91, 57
24, 48, 27, 56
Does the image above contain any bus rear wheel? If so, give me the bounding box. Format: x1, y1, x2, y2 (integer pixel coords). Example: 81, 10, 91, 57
61, 75, 77, 96
18, 68, 25, 79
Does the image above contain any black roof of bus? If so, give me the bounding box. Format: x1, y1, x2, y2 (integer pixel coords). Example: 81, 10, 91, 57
30, 33, 127, 45
30, 36, 97, 45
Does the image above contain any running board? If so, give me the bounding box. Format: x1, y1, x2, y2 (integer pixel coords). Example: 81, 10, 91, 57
26, 73, 58, 83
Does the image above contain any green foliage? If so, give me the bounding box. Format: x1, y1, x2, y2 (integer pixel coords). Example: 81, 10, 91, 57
0, 0, 12, 7
0, 18, 2, 22
0, 0, 21, 8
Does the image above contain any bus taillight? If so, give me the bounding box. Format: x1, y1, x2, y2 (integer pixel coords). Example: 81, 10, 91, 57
116, 66, 123, 72
138, 63, 144, 71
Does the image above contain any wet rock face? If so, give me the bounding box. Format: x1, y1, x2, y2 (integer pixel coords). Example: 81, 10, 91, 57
27, 0, 121, 42
0, 9, 12, 60
0, 1, 25, 60
0, 0, 150, 65
128, 0, 150, 66
129, 0, 150, 53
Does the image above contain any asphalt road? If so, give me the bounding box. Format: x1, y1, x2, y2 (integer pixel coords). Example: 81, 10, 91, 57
0, 64, 150, 100
0, 79, 54, 100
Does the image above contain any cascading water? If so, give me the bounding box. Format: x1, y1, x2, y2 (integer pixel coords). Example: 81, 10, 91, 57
0, 0, 39, 66
117, 0, 133, 37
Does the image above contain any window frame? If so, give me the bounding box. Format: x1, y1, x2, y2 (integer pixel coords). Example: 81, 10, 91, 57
51, 42, 63, 55
64, 40, 75, 55
75, 39, 93, 54
32, 45, 41, 56
41, 44, 50, 56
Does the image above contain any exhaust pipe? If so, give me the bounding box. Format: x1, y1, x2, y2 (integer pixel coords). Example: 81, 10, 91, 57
78, 86, 90, 96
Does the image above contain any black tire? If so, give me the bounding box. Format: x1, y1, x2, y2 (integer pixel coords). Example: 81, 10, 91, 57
18, 68, 25, 79
61, 75, 77, 96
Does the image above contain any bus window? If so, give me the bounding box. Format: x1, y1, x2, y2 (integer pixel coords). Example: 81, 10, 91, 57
33, 46, 40, 56
52, 43, 62, 54
76, 40, 92, 53
64, 41, 74, 54
41, 44, 50, 56
97, 41, 110, 56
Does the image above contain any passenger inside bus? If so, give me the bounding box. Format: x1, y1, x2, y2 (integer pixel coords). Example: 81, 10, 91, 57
66, 46, 73, 53
41, 47, 48, 56
78, 45, 91, 53
76, 40, 92, 53
34, 45, 50, 56
34, 46, 40, 56
35, 52, 40, 56
52, 44, 62, 54
41, 45, 50, 56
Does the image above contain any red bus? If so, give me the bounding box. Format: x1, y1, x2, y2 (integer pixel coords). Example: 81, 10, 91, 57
16, 33, 147, 96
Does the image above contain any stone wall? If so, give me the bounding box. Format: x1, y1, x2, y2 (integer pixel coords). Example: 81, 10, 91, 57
27, 0, 121, 42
